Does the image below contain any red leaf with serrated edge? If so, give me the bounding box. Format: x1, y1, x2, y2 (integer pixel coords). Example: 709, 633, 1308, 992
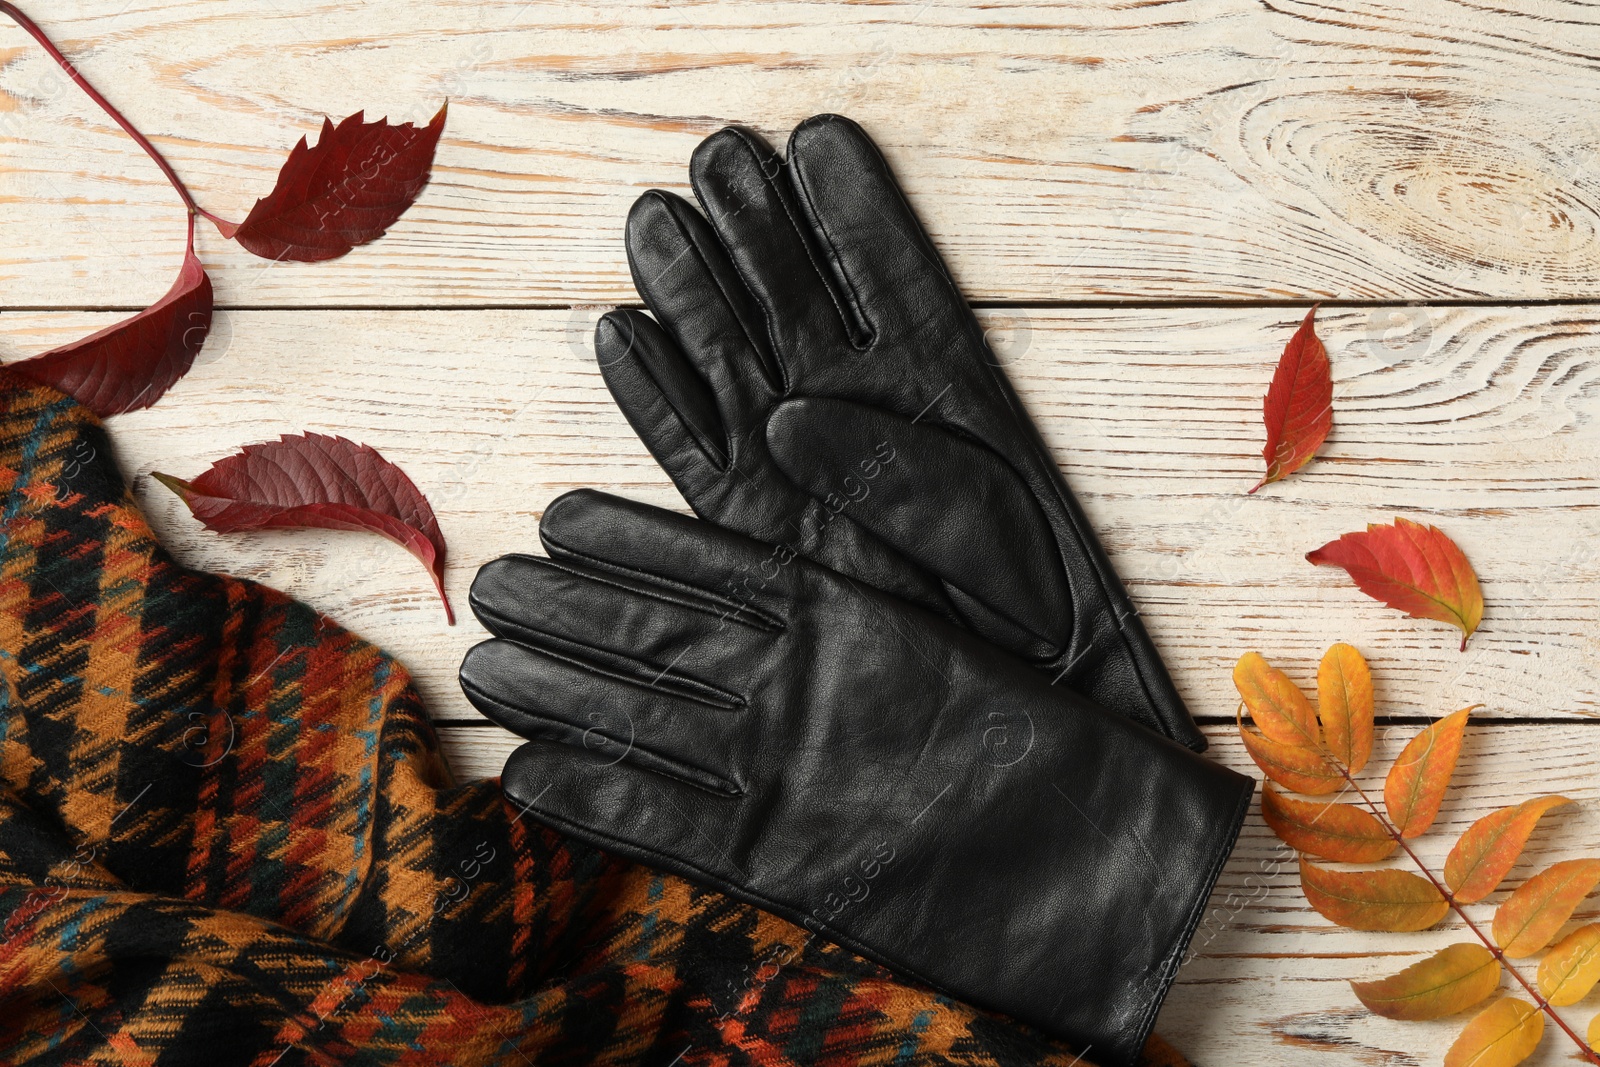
1307, 518, 1484, 650
215, 105, 446, 262
9, 216, 212, 415
153, 434, 452, 622
1250, 305, 1331, 493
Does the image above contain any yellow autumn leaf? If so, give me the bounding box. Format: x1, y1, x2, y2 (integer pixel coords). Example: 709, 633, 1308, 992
1317, 642, 1373, 774
1385, 707, 1471, 839
1236, 709, 1343, 796
1494, 859, 1600, 958
1538, 923, 1600, 1006
1300, 857, 1448, 932
1445, 998, 1543, 1067
1445, 796, 1573, 904
1233, 652, 1320, 748
1351, 943, 1501, 1021
1261, 783, 1395, 863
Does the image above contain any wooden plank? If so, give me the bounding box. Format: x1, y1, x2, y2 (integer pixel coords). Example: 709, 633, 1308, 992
5, 2, 1600, 307
437, 720, 1600, 1067
7, 303, 1580, 725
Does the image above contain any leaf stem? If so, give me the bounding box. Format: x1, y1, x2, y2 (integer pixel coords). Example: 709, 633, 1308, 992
0, 3, 223, 225
1336, 765, 1599, 1061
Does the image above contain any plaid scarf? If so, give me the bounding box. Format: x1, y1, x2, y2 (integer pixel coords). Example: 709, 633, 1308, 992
0, 370, 1191, 1067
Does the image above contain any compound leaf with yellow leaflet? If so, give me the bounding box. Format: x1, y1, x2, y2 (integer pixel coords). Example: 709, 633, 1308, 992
1234, 652, 1321, 748
1537, 924, 1600, 1007
1238, 720, 1343, 796
1317, 642, 1374, 775
1300, 857, 1448, 932
1385, 707, 1471, 839
1445, 796, 1572, 905
1351, 943, 1502, 1021
1494, 859, 1600, 959
1444, 998, 1543, 1067
1262, 783, 1394, 863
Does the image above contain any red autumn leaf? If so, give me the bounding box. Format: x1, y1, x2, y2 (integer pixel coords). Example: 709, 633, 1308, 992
153, 433, 452, 622
9, 216, 212, 415
1250, 305, 1332, 493
212, 105, 447, 262
1307, 518, 1484, 651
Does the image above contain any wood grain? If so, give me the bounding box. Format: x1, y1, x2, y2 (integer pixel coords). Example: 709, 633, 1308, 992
8, 304, 1580, 726
436, 720, 1600, 1067
4, 2, 1600, 306
7, 6, 1598, 1063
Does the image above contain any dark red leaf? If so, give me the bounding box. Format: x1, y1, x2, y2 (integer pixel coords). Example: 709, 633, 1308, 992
215, 105, 446, 262
1251, 305, 1332, 493
154, 433, 453, 622
10, 217, 212, 415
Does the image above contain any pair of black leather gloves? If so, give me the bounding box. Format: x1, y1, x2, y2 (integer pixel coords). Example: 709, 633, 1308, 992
459, 115, 1254, 1067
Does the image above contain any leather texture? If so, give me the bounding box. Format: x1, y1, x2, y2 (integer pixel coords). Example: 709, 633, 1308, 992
595, 113, 1206, 750
460, 489, 1254, 1067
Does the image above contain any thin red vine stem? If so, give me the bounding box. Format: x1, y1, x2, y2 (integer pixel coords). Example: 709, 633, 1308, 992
0, 3, 231, 229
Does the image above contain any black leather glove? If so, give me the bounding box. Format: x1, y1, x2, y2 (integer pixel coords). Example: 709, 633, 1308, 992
594, 114, 1204, 750
459, 489, 1253, 1067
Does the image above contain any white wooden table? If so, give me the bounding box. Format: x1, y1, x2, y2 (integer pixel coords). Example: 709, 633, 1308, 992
6, 4, 1600, 1064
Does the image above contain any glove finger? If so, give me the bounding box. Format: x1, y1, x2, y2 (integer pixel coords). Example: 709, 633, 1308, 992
539, 489, 803, 611
785, 115, 964, 342
624, 191, 781, 404
469, 553, 773, 675
765, 396, 1071, 662
596, 310, 730, 494
689, 125, 860, 361
462, 639, 743, 796
501, 739, 743, 881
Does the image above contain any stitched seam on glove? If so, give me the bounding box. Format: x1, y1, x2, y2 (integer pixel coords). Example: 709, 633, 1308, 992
540, 533, 787, 633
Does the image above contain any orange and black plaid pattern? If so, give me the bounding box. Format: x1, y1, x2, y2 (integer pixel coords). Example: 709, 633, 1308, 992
0, 369, 1191, 1067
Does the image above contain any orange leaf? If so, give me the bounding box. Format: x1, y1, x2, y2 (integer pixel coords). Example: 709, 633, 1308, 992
1493, 858, 1600, 958
1261, 783, 1394, 863
1351, 943, 1502, 1021
1250, 305, 1331, 493
1307, 518, 1484, 651
1537, 923, 1600, 1006
1588, 1009, 1600, 1053
1233, 652, 1320, 748
1238, 719, 1343, 796
1444, 998, 1543, 1067
1445, 796, 1573, 904
1317, 642, 1374, 774
1300, 857, 1448, 932
1385, 707, 1471, 839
